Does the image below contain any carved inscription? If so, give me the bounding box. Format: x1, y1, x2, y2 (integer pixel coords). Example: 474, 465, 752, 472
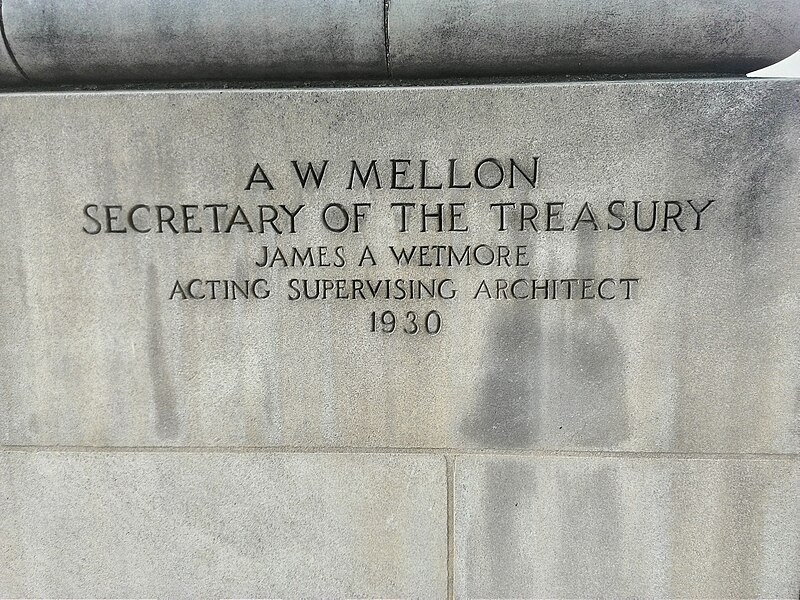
81, 156, 716, 334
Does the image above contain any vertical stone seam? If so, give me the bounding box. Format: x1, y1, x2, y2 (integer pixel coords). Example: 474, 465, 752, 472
446, 455, 455, 600
383, 0, 392, 77
0, 0, 27, 80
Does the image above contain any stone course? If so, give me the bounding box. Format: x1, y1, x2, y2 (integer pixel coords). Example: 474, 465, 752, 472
0, 1, 797, 83
455, 455, 800, 598
0, 451, 447, 598
0, 80, 796, 456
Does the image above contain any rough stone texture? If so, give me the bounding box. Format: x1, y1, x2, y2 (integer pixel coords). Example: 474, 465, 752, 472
3, 0, 387, 82
0, 450, 446, 598
0, 38, 25, 84
389, 0, 800, 77
0, 79, 797, 452
1, 0, 799, 85
455, 455, 800, 599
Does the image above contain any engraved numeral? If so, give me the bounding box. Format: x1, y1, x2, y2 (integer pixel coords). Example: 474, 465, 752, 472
369, 310, 442, 335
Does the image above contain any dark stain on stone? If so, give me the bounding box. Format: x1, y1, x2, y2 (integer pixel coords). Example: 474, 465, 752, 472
715, 84, 796, 245
479, 459, 537, 596
462, 307, 543, 448
461, 293, 629, 448
555, 313, 629, 447
146, 264, 179, 439
555, 463, 621, 586
719, 464, 764, 597
674, 84, 798, 449
567, 226, 629, 447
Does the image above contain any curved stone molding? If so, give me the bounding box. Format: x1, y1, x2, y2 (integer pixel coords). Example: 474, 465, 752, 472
0, 0, 798, 84
2, 0, 387, 83
388, 0, 800, 78
0, 5, 25, 84
0, 44, 25, 84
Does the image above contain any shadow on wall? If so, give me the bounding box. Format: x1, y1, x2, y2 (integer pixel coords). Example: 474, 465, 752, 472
748, 49, 800, 77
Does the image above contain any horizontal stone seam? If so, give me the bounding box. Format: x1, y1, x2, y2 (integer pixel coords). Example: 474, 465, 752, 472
0, 74, 786, 97
0, 446, 797, 460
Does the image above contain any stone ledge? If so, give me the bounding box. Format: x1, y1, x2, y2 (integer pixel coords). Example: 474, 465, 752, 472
0, 0, 797, 85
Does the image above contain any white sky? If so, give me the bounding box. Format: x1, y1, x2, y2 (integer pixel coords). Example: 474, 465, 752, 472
748, 49, 800, 77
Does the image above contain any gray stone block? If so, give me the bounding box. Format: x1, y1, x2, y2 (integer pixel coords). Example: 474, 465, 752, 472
455, 455, 800, 598
2, 0, 387, 82
388, 0, 800, 77
0, 39, 25, 84
0, 450, 446, 598
0, 79, 797, 453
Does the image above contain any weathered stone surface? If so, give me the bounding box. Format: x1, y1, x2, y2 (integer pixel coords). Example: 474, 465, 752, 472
0, 40, 25, 84
1, 0, 799, 85
0, 451, 446, 597
3, 0, 387, 82
455, 455, 800, 598
389, 0, 800, 77
0, 79, 797, 452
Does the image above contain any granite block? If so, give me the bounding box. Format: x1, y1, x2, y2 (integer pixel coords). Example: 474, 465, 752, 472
389, 0, 800, 77
455, 455, 800, 598
0, 451, 447, 598
0, 79, 796, 452
3, 0, 387, 82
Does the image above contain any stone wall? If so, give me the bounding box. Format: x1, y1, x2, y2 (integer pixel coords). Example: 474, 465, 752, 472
0, 77, 797, 597
0, 1, 798, 598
